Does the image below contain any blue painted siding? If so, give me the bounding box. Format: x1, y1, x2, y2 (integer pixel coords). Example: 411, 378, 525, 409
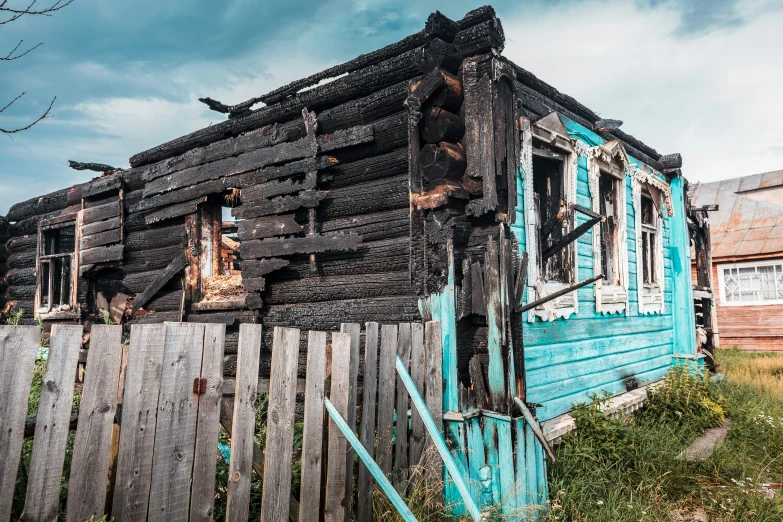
513, 115, 689, 421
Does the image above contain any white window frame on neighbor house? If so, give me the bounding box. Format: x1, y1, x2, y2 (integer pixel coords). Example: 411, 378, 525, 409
521, 112, 580, 322
631, 169, 666, 314
586, 141, 630, 315
717, 259, 783, 306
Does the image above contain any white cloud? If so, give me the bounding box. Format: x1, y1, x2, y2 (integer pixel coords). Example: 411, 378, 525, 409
501, 0, 783, 183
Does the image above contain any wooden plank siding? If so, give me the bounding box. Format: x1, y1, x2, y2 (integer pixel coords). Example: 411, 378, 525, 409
516, 116, 679, 421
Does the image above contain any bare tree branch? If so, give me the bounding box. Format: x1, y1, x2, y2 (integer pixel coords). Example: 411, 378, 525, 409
0, 91, 25, 113
0, 95, 54, 134
0, 0, 73, 24
1, 40, 43, 60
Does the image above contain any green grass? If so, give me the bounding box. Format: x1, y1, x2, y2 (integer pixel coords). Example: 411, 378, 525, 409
544, 350, 783, 522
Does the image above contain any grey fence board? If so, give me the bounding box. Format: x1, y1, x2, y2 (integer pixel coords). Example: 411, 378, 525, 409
356, 322, 379, 522
376, 324, 398, 475
340, 322, 361, 522
299, 330, 327, 522
324, 332, 352, 522
394, 323, 412, 490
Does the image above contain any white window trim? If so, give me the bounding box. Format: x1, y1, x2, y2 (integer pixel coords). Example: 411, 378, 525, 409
631, 170, 665, 315
586, 142, 630, 315
717, 259, 783, 306
521, 115, 580, 322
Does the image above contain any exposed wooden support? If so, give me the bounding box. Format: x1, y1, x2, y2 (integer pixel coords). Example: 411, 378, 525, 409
130, 253, 188, 314
516, 274, 604, 313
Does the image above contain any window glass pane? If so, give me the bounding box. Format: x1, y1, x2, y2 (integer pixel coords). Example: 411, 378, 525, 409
723, 268, 738, 301
777, 265, 783, 299
758, 265, 776, 300
737, 267, 757, 301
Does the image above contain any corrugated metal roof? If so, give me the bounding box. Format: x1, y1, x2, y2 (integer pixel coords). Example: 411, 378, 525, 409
691, 169, 783, 259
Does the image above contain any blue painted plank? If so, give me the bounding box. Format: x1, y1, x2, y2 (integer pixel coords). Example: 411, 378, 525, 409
482, 417, 501, 506
323, 397, 417, 522
513, 418, 528, 516
466, 416, 487, 506
525, 314, 672, 346
496, 418, 516, 515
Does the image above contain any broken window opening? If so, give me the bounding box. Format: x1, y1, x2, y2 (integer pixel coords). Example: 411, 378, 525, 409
640, 193, 657, 286
532, 152, 572, 284
194, 194, 245, 306
36, 220, 79, 318
599, 172, 622, 286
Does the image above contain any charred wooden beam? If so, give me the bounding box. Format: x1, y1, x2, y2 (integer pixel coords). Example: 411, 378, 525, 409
264, 271, 414, 305
82, 216, 121, 236
594, 119, 623, 132
241, 172, 318, 202
320, 175, 409, 218
80, 245, 123, 266
241, 258, 290, 278
541, 216, 602, 262
516, 274, 603, 313
68, 161, 120, 173
660, 153, 683, 171
419, 141, 466, 186
236, 215, 302, 240
82, 201, 120, 225
82, 174, 122, 198
232, 190, 326, 221
81, 228, 122, 250
144, 197, 208, 225
420, 106, 465, 143
5, 188, 70, 223
317, 124, 375, 152
241, 233, 360, 259
130, 252, 188, 314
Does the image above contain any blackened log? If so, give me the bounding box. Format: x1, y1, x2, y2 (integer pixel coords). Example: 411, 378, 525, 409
139, 123, 290, 182
236, 216, 302, 240
317, 124, 374, 152
326, 148, 407, 189
660, 153, 682, 170
320, 175, 409, 218
7, 284, 35, 300
456, 6, 497, 29
513, 252, 528, 309
82, 201, 120, 225
325, 112, 407, 165
405, 68, 444, 113
146, 289, 185, 312
133, 172, 254, 214
261, 296, 420, 330
123, 245, 183, 274
419, 142, 466, 185
407, 68, 463, 114
420, 106, 465, 143
231, 190, 326, 221
7, 249, 36, 269
241, 258, 290, 278
317, 80, 412, 135
126, 311, 179, 325
143, 137, 316, 197
125, 226, 186, 252
264, 271, 414, 304
83, 216, 121, 237
130, 48, 426, 168
453, 18, 505, 56
320, 208, 409, 241
242, 233, 360, 259
270, 237, 409, 279
5, 267, 35, 286
81, 228, 122, 250
80, 245, 124, 265
144, 197, 208, 225
7, 235, 37, 253
471, 261, 485, 316
457, 257, 472, 320
241, 172, 317, 202
130, 252, 188, 314
6, 188, 70, 223
419, 39, 461, 74
242, 277, 265, 293
68, 161, 120, 173
122, 270, 178, 294
82, 174, 122, 198
594, 119, 623, 132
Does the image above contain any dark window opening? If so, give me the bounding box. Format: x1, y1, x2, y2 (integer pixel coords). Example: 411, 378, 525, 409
599, 172, 621, 285
196, 196, 244, 304
38, 224, 77, 314
641, 193, 657, 285
533, 153, 570, 283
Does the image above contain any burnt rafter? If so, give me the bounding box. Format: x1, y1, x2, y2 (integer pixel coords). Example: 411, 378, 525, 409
516, 274, 604, 313
540, 205, 605, 262
68, 161, 120, 173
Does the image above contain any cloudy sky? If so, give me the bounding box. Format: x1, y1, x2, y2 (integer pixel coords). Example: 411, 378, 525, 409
1, 0, 782, 214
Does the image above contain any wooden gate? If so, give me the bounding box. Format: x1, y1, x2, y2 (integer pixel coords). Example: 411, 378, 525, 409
0, 321, 445, 521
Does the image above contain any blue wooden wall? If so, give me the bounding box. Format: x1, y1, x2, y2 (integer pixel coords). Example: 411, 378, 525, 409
512, 115, 696, 422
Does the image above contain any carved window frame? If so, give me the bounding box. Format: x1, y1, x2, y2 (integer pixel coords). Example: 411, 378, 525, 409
631, 167, 668, 314
35, 214, 81, 321
522, 113, 580, 322
586, 142, 630, 315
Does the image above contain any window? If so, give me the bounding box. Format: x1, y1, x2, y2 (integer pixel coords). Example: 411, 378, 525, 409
598, 172, 621, 285
522, 112, 579, 321
632, 170, 665, 314
587, 141, 629, 315
36, 218, 79, 319
719, 261, 783, 305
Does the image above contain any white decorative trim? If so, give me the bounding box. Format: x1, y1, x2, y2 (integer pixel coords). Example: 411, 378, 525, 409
587, 143, 630, 315
631, 167, 675, 217
522, 114, 580, 322
632, 174, 665, 315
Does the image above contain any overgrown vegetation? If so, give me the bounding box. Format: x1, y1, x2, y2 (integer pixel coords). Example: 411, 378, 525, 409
546, 351, 783, 522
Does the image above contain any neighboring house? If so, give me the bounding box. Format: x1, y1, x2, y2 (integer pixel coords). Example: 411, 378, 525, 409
691, 170, 783, 352
0, 6, 699, 514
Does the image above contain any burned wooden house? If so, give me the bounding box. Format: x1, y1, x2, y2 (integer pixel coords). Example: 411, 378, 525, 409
0, 5, 700, 515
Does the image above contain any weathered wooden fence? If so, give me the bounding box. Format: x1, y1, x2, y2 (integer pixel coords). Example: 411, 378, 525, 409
0, 320, 446, 521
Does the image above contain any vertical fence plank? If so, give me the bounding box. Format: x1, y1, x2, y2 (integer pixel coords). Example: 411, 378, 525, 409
514, 418, 529, 518
66, 324, 124, 522
393, 323, 412, 491
324, 332, 352, 522
226, 324, 262, 522
113, 324, 167, 522
261, 327, 301, 522
340, 322, 360, 521
408, 323, 426, 469
0, 325, 40, 521
146, 323, 205, 522
424, 321, 443, 485
299, 330, 328, 522
21, 325, 82, 522
482, 418, 501, 506
190, 324, 226, 522
466, 416, 486, 507
105, 341, 130, 514
496, 417, 516, 514
376, 324, 398, 476
356, 322, 379, 522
